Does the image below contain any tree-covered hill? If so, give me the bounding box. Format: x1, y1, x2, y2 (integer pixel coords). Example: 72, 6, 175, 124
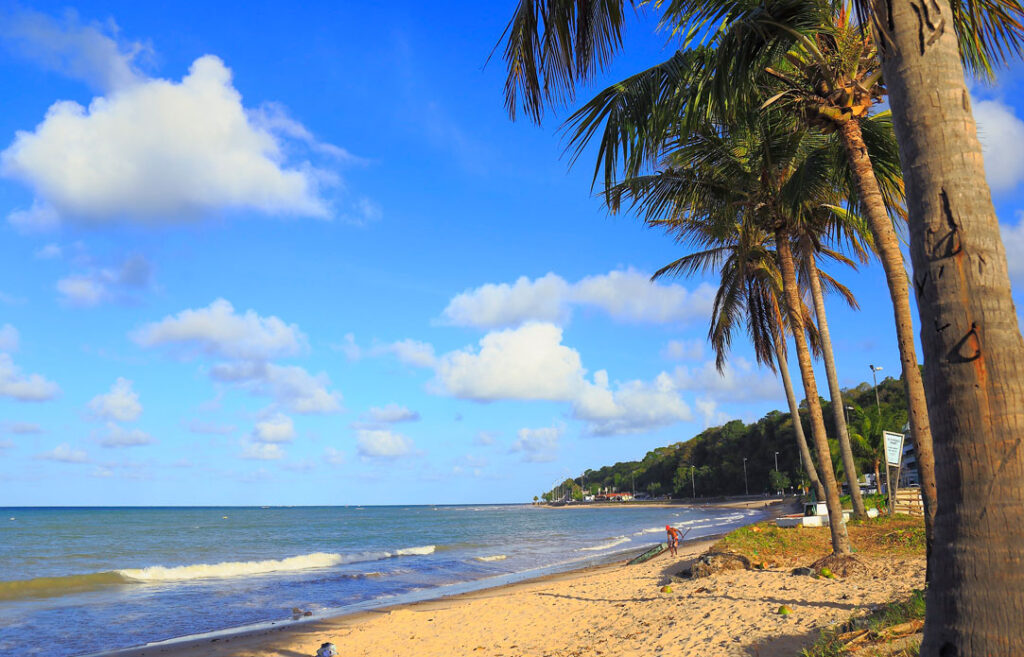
542, 375, 910, 501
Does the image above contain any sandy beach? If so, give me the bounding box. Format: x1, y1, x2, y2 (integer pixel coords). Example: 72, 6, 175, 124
111, 532, 924, 657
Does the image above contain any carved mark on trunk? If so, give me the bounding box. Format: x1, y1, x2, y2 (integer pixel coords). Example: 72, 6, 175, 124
910, 0, 947, 55
947, 321, 981, 363
962, 89, 970, 112
914, 270, 930, 296
935, 320, 951, 333
925, 189, 962, 261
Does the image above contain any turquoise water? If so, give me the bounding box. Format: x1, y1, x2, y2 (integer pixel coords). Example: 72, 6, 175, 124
0, 505, 764, 655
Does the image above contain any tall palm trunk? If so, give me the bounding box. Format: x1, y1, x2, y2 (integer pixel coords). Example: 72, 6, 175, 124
804, 253, 867, 518
776, 229, 851, 555
836, 117, 937, 571
872, 0, 1024, 653
773, 329, 828, 502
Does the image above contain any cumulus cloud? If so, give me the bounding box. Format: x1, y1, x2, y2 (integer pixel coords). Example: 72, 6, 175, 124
1, 8, 148, 92
0, 353, 60, 401
380, 339, 437, 368
3, 421, 42, 434
663, 338, 704, 361
440, 269, 714, 329
431, 322, 693, 435
252, 413, 295, 443
364, 403, 420, 424
1000, 211, 1024, 278
57, 253, 153, 307
88, 377, 142, 421
210, 361, 341, 413
572, 371, 692, 436
672, 358, 782, 402
98, 423, 155, 447
136, 300, 340, 413
510, 425, 562, 463
133, 299, 306, 361
1, 51, 339, 228
356, 429, 414, 459
241, 442, 284, 460
474, 431, 498, 446
975, 97, 1024, 193
35, 243, 62, 259
0, 324, 18, 352
433, 323, 585, 401
323, 446, 346, 465
184, 419, 236, 435
37, 442, 89, 463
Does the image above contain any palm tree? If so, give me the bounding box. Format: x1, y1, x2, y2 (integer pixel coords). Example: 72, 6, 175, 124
610, 112, 862, 554
648, 203, 830, 502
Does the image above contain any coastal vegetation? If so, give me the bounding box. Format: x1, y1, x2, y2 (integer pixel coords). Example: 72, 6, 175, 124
498, 0, 1024, 652
542, 374, 908, 502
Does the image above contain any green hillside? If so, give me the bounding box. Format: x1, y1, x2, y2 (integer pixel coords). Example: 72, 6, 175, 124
542, 375, 910, 501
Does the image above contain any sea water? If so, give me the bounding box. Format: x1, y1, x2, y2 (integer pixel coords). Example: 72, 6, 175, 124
0, 504, 764, 656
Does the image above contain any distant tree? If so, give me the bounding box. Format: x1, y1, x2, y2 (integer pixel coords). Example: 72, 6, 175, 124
769, 469, 791, 493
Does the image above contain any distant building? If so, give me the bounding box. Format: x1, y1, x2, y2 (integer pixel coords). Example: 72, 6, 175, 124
898, 423, 920, 487
605, 492, 633, 502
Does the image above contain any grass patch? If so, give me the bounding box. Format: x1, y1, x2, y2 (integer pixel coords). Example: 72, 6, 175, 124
711, 515, 924, 567
800, 589, 925, 656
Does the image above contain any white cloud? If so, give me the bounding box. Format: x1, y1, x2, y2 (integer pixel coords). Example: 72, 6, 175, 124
252, 413, 295, 443
572, 371, 692, 436
184, 419, 236, 435
440, 269, 714, 329
572, 270, 715, 324
4, 421, 42, 434
664, 338, 704, 361
334, 333, 362, 360
133, 299, 306, 361
694, 397, 731, 428
510, 425, 562, 463
57, 253, 152, 307
0, 353, 60, 401
672, 358, 782, 402
382, 339, 437, 368
365, 403, 420, 424
209, 361, 341, 414
35, 243, 62, 259
99, 423, 155, 447
2, 54, 332, 227
1001, 211, 1024, 278
323, 446, 346, 465
433, 323, 585, 401
474, 431, 498, 446
37, 442, 89, 463
88, 377, 142, 421
975, 97, 1024, 193
1, 8, 148, 92
356, 429, 414, 459
241, 442, 284, 460
443, 273, 571, 328
0, 324, 19, 352
0, 439, 12, 450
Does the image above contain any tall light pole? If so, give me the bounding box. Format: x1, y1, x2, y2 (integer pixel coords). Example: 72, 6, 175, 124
844, 404, 854, 427
869, 364, 887, 497
690, 464, 696, 498
742, 457, 749, 496
774, 451, 780, 495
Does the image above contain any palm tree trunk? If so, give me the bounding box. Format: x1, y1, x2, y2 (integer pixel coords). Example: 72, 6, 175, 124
804, 253, 867, 519
776, 229, 851, 555
773, 329, 828, 502
837, 117, 937, 571
872, 0, 1024, 653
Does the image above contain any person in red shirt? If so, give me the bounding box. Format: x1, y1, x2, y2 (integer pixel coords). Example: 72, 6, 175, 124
666, 525, 682, 556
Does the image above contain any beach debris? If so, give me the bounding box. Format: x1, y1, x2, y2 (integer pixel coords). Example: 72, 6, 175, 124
315, 642, 337, 657
777, 605, 793, 615
687, 552, 752, 578
660, 585, 673, 593
819, 567, 836, 579
811, 554, 866, 578
791, 566, 814, 576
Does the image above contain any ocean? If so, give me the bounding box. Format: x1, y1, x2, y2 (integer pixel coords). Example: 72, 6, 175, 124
0, 504, 765, 656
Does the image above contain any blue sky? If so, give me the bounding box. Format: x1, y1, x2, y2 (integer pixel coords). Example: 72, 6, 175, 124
1, 2, 1022, 506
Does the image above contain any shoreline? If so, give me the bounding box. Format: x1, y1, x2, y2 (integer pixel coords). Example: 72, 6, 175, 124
90, 501, 796, 657
96, 537, 723, 657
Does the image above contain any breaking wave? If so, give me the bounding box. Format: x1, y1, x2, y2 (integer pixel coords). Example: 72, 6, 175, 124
579, 536, 630, 552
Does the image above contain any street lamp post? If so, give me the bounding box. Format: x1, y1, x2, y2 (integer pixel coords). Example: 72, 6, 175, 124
844, 404, 854, 427
869, 364, 889, 500
743, 457, 749, 496
690, 465, 696, 499
773, 451, 780, 495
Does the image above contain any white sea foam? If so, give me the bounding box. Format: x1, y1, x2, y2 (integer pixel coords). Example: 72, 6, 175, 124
474, 554, 507, 562
579, 536, 630, 552
119, 546, 438, 582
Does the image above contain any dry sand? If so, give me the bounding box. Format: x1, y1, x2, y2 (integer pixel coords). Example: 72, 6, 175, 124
115, 536, 924, 657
